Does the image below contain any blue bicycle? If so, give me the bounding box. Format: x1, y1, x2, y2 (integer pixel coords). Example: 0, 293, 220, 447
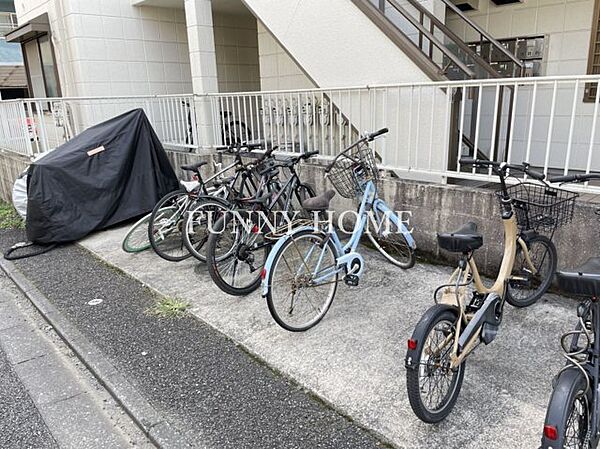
261, 128, 417, 331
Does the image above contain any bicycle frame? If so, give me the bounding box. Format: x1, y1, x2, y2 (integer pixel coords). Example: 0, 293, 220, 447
436, 213, 538, 368
261, 180, 416, 296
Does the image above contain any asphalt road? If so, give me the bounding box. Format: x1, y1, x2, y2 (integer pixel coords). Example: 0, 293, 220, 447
0, 229, 385, 449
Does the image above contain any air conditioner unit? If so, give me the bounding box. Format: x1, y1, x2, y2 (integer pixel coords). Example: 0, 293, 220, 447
450, 0, 479, 11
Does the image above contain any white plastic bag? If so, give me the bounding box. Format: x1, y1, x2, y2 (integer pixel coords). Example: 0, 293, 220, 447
12, 170, 28, 219
12, 151, 52, 220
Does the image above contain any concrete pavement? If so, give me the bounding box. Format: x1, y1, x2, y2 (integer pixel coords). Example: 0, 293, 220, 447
73, 224, 579, 449
0, 229, 386, 449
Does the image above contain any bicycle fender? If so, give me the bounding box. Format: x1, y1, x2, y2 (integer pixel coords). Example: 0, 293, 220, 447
541, 367, 589, 449
405, 304, 459, 371
373, 199, 417, 250
260, 225, 320, 297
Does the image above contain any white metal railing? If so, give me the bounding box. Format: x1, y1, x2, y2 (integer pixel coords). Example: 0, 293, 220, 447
0, 12, 18, 34
1, 75, 600, 193
0, 94, 198, 156
207, 75, 600, 192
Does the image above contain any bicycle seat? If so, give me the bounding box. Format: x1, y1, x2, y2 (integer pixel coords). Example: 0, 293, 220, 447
302, 190, 336, 212
437, 222, 483, 253
181, 161, 208, 172
556, 257, 600, 297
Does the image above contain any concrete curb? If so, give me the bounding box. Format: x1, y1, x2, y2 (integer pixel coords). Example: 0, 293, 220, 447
0, 255, 195, 449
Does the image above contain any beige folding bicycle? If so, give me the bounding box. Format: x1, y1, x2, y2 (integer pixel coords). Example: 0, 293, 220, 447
405, 158, 578, 423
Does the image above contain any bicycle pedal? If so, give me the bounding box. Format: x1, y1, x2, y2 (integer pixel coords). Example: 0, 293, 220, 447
344, 275, 359, 287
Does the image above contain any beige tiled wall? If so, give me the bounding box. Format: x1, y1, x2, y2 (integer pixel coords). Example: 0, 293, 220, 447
213, 12, 260, 92
257, 21, 315, 90
17, 0, 193, 97
446, 0, 594, 76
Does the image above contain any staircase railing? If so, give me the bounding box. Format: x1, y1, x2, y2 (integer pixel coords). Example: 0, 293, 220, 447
440, 0, 524, 77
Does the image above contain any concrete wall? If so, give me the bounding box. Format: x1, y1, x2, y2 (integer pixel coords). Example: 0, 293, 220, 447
165, 149, 599, 275
213, 11, 260, 92
0, 150, 28, 202
16, 0, 192, 97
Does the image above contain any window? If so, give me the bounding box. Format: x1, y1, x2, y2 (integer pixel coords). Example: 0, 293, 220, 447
23, 33, 60, 99
584, 0, 600, 102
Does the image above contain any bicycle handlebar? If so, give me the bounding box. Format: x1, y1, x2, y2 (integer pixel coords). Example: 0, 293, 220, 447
367, 128, 388, 141
549, 173, 600, 183
458, 158, 545, 181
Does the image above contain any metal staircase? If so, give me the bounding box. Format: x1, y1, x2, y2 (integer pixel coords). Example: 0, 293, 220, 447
353, 0, 524, 168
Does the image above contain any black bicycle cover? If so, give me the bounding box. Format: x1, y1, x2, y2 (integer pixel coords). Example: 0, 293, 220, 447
26, 108, 178, 244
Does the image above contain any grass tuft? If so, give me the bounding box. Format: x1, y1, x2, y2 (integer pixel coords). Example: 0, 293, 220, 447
0, 201, 24, 229
147, 297, 190, 318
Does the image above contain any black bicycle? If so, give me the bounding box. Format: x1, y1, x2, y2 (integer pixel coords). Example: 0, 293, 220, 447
540, 173, 600, 449
148, 141, 263, 261
205, 149, 318, 296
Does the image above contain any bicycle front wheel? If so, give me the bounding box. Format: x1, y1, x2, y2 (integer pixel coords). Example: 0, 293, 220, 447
366, 205, 415, 269
148, 190, 192, 262
406, 304, 464, 423
266, 229, 338, 332
122, 214, 152, 253
506, 234, 557, 307
183, 199, 230, 262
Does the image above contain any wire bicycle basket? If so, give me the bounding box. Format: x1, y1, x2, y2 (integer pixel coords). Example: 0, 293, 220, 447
326, 141, 379, 199
496, 182, 579, 232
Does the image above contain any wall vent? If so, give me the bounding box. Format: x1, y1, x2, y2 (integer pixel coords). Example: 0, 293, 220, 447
450, 0, 479, 11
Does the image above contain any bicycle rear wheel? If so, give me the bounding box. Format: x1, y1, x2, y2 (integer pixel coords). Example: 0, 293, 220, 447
148, 190, 192, 262
406, 305, 464, 423
206, 212, 268, 296
266, 229, 338, 332
541, 369, 590, 449
506, 234, 557, 307
366, 206, 415, 269
122, 213, 152, 253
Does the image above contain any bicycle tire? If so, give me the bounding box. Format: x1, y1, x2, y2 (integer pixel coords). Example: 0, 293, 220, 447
266, 229, 338, 332
206, 212, 268, 296
183, 198, 231, 262
406, 304, 465, 423
506, 234, 557, 307
122, 213, 152, 253
366, 203, 415, 269
540, 368, 591, 449
148, 189, 193, 262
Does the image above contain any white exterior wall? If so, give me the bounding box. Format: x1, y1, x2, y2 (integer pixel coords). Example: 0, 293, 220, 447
15, 0, 192, 97
447, 0, 600, 171
243, 0, 433, 87
213, 11, 260, 92
256, 21, 315, 91
446, 0, 594, 76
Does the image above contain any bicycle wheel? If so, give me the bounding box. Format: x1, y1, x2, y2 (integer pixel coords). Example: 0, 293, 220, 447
148, 190, 192, 262
183, 198, 230, 262
266, 229, 338, 332
406, 304, 465, 423
506, 234, 557, 308
206, 212, 268, 296
366, 206, 415, 269
541, 369, 590, 449
122, 213, 152, 253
